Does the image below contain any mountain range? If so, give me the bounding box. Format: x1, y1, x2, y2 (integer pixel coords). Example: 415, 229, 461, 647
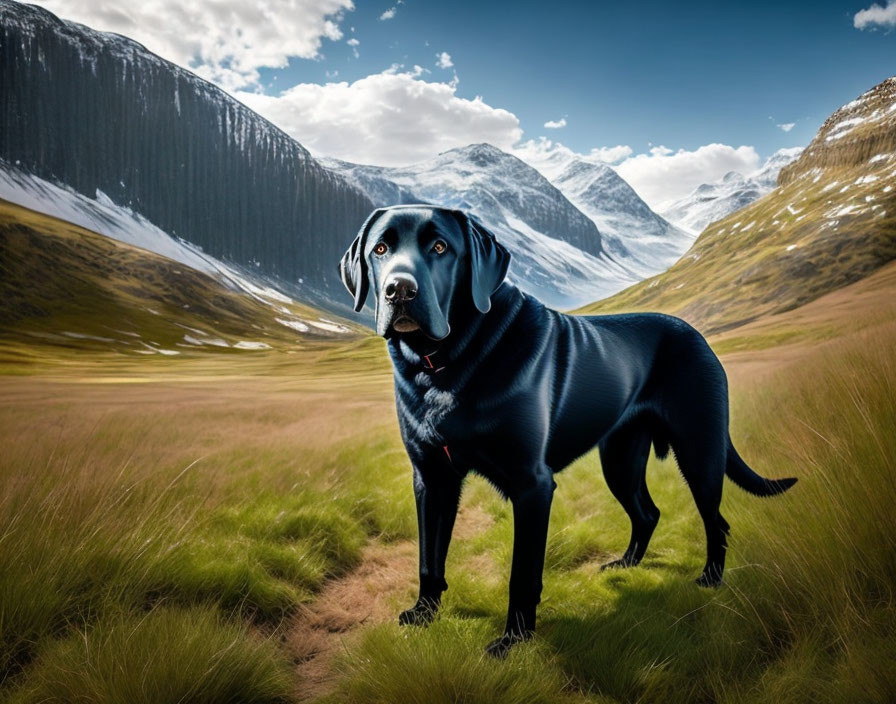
659, 148, 804, 235
323, 144, 644, 309
0, 0, 373, 311
0, 0, 702, 313
513, 145, 696, 277
4, 0, 890, 337
579, 76, 896, 333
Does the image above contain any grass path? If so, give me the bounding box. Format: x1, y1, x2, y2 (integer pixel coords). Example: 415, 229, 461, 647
291, 539, 417, 700
292, 503, 494, 701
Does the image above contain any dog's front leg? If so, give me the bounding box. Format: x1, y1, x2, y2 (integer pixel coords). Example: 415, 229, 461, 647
486, 472, 555, 658
398, 462, 463, 627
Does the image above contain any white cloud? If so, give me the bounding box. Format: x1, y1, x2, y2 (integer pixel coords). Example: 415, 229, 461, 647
589, 145, 634, 163
614, 144, 761, 208
32, 0, 353, 91
346, 37, 359, 58
854, 0, 896, 29
778, 122, 795, 132
33, 0, 765, 210
436, 51, 453, 69
236, 68, 523, 166
544, 117, 567, 129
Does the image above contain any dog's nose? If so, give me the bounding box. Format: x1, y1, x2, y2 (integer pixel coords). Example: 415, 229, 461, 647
384, 274, 418, 303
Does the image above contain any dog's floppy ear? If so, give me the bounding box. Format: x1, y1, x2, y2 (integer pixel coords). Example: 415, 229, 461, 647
453, 211, 511, 314
340, 208, 387, 312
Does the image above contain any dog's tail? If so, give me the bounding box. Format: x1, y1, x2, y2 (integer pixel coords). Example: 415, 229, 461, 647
725, 437, 797, 497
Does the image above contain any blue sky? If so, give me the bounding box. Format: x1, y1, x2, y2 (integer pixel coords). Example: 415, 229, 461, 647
257, 1, 893, 159
33, 0, 896, 205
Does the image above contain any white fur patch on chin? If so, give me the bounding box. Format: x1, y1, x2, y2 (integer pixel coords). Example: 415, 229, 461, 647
392, 317, 421, 333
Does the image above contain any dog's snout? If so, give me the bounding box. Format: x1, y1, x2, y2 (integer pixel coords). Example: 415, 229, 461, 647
384, 274, 418, 303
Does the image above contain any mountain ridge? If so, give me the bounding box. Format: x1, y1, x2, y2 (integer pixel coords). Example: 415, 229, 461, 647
0, 0, 374, 309
577, 76, 896, 334
0, 198, 361, 356
323, 143, 645, 309
510, 141, 696, 277
660, 147, 803, 236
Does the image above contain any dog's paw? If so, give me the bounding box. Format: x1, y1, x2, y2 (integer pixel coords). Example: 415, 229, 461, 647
398, 602, 437, 627
484, 630, 532, 659
600, 556, 639, 571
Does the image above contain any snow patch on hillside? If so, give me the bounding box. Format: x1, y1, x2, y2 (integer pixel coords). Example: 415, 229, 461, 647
0, 161, 352, 336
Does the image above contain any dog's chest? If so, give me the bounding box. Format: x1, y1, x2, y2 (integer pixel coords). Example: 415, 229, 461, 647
397, 370, 461, 444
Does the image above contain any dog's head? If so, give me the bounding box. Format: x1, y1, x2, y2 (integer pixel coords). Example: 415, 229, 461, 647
339, 206, 510, 340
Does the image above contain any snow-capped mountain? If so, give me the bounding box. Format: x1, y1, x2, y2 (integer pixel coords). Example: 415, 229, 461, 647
544, 159, 694, 278
0, 0, 373, 310
511, 142, 695, 278
579, 76, 895, 334
752, 147, 805, 188
323, 144, 642, 309
660, 147, 803, 235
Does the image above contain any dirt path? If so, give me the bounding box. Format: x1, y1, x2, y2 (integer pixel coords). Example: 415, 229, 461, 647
289, 503, 493, 701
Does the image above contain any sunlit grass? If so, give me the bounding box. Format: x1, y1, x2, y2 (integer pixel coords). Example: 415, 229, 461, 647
0, 353, 409, 696
7, 606, 293, 704
0, 319, 894, 702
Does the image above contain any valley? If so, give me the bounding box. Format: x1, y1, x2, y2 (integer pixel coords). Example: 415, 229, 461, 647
1, 174, 894, 702
0, 1, 893, 701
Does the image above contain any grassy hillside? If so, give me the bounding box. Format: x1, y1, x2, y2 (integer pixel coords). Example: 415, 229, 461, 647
0, 198, 363, 363
576, 77, 896, 334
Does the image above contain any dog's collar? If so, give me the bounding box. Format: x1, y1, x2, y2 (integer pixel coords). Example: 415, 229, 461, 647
420, 347, 448, 374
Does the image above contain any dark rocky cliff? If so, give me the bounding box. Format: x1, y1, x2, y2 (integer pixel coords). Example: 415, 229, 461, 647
0, 0, 373, 302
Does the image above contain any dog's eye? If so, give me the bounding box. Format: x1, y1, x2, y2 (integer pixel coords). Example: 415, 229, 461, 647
373, 242, 388, 256
432, 240, 447, 255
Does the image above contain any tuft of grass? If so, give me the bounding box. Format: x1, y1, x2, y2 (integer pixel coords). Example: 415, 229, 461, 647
7, 606, 292, 704
723, 322, 896, 702
327, 620, 581, 704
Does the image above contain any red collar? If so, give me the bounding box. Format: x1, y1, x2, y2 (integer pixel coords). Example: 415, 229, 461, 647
420, 349, 447, 374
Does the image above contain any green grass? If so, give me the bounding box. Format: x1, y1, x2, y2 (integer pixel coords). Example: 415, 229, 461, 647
708, 323, 836, 355
0, 351, 412, 698
1, 191, 894, 700
1, 324, 893, 702
8, 606, 293, 704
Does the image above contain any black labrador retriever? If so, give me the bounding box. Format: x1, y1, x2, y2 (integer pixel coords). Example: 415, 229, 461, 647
339, 205, 796, 657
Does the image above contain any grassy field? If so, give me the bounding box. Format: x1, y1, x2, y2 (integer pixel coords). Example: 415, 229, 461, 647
1, 201, 895, 703
1, 278, 895, 703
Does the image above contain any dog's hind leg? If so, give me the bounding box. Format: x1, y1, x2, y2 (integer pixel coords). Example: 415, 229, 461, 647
598, 425, 660, 570
672, 438, 730, 587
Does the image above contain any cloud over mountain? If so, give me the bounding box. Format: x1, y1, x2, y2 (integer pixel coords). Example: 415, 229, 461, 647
32, 0, 353, 90
237, 68, 523, 166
